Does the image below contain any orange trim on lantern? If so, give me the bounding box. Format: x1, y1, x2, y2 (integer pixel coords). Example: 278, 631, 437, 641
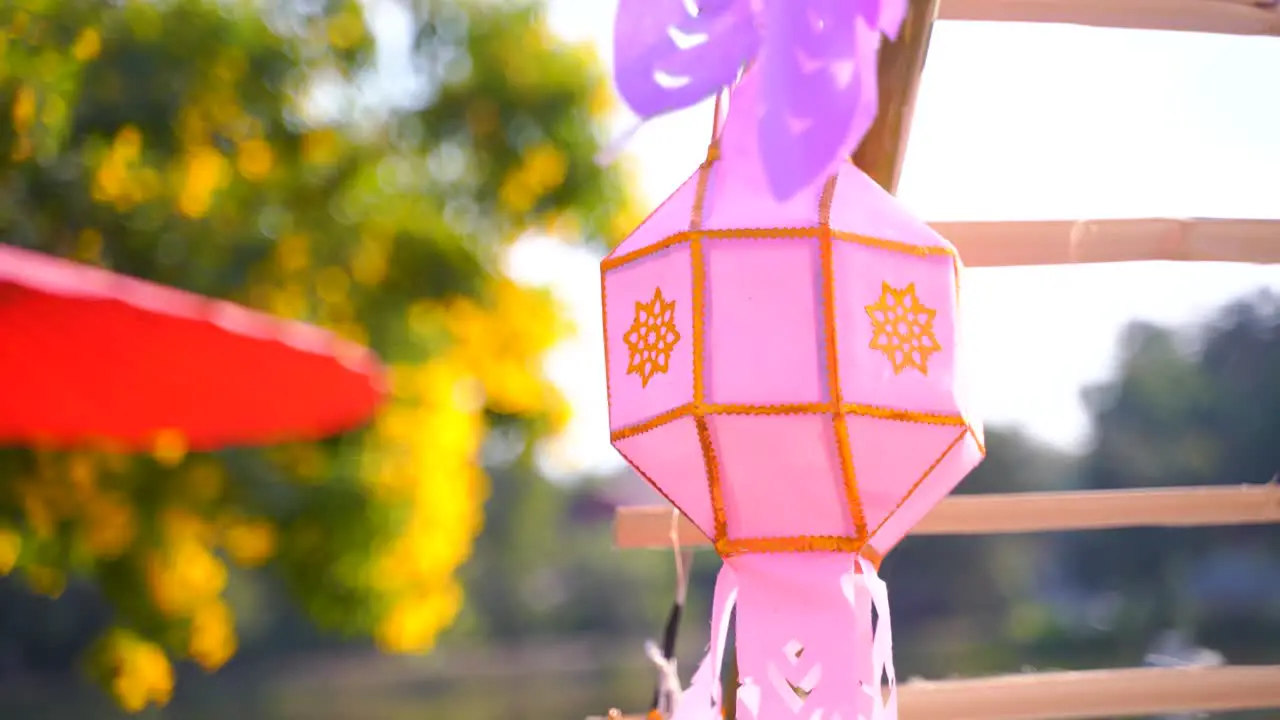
848, 404, 966, 425
817, 174, 868, 543
967, 423, 987, 456
691, 234, 708, 406
601, 227, 957, 274
600, 269, 614, 411
609, 402, 968, 442
610, 403, 697, 442
689, 106, 724, 545
717, 535, 884, 568
695, 415, 728, 543
831, 413, 865, 539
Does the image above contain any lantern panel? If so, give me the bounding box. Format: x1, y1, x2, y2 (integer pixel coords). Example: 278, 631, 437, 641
609, 174, 702, 258
874, 425, 983, 551
710, 412, 854, 539
846, 415, 982, 553
613, 414, 718, 536
827, 167, 953, 250
704, 237, 827, 406
832, 244, 960, 415
603, 245, 696, 430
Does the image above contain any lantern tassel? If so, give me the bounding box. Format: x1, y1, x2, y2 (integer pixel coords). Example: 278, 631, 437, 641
860, 555, 898, 720
671, 563, 739, 720
722, 554, 896, 720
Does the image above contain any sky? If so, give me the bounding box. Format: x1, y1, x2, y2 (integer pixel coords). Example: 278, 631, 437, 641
506, 4, 1280, 479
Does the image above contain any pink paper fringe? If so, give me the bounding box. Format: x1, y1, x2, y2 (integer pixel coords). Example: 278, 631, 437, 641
672, 556, 895, 720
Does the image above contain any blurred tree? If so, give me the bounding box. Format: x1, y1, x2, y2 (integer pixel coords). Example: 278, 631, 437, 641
458, 466, 673, 642
1067, 291, 1280, 661
0, 0, 629, 711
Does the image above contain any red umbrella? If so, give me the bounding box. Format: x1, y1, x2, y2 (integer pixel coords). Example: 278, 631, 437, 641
0, 243, 387, 451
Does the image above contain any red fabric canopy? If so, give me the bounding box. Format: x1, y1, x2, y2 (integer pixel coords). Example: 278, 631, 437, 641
0, 244, 387, 451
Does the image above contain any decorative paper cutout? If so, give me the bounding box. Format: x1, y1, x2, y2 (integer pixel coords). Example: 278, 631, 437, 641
613, 0, 760, 120
602, 64, 983, 720
625, 287, 683, 388
611, 0, 908, 201
864, 281, 941, 376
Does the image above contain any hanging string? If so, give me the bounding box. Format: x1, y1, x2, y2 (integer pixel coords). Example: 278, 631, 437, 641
598, 83, 728, 170
595, 118, 644, 167
647, 509, 696, 718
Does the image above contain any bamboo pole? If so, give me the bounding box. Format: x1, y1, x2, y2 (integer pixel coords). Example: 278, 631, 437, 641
939, 0, 1280, 36
935, 218, 1280, 267
853, 0, 941, 193
614, 484, 1280, 550
591, 664, 1280, 720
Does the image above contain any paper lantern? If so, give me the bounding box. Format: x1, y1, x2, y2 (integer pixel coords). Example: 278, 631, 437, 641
600, 65, 984, 719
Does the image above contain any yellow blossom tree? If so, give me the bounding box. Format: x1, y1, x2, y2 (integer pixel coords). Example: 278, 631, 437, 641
0, 0, 629, 711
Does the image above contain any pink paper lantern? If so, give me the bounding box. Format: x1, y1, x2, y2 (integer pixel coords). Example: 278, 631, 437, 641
601, 66, 984, 720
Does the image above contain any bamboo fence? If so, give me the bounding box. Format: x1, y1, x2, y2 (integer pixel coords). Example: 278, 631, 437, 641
607, 485, 1280, 718
940, 0, 1280, 36
591, 665, 1280, 720
615, 485, 1280, 548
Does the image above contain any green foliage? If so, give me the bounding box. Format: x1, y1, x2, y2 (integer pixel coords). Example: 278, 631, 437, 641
1068, 291, 1280, 660
0, 0, 630, 711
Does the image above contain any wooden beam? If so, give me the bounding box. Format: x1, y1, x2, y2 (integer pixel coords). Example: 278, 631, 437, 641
939, 0, 1280, 36
614, 484, 1280, 550
591, 664, 1280, 720
931, 218, 1280, 267
854, 0, 941, 194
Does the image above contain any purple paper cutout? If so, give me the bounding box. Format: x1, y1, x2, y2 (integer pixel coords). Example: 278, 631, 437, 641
611, 0, 907, 202
613, 0, 760, 119
758, 0, 875, 199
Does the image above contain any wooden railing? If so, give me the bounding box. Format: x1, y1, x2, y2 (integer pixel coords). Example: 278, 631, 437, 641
941, 0, 1280, 36
591, 665, 1280, 720
602, 484, 1280, 719
934, 219, 1280, 267
615, 485, 1280, 548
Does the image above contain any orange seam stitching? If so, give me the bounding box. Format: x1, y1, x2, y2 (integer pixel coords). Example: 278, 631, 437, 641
832, 414, 863, 538
601, 227, 956, 273
690, 100, 723, 545
712, 401, 832, 415
691, 235, 707, 407
696, 415, 728, 543
609, 402, 968, 442
818, 174, 868, 542
967, 424, 987, 456
600, 263, 613, 416
610, 403, 698, 442
843, 404, 965, 425
717, 536, 883, 568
